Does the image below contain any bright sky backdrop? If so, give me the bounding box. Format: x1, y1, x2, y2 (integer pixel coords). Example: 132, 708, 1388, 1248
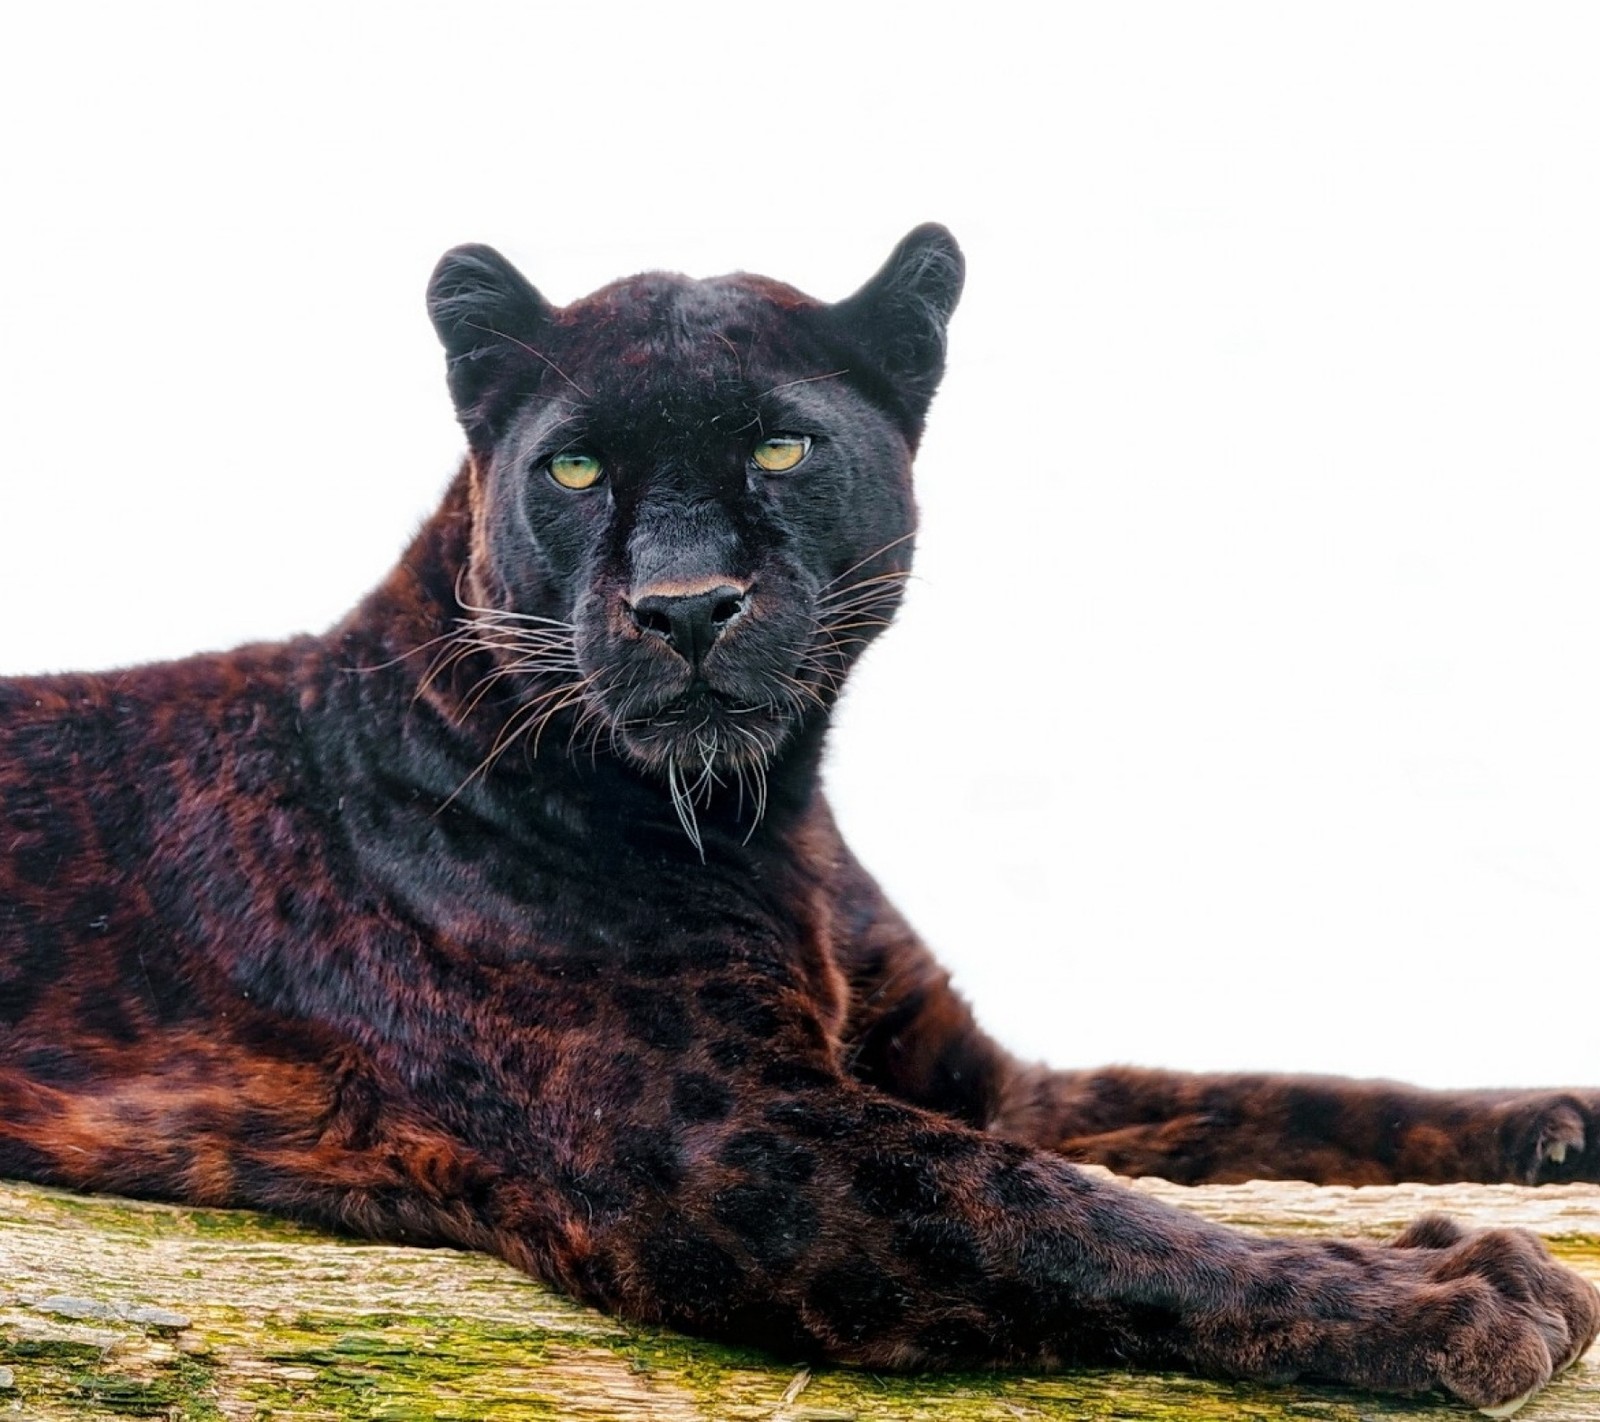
2, 3, 1598, 1087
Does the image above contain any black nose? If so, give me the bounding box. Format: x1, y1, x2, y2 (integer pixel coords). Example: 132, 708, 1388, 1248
630, 584, 749, 667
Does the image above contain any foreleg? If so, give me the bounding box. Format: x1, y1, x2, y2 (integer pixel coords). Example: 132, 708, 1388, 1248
537, 1057, 1598, 1413
827, 850, 1600, 1187
992, 1063, 1600, 1186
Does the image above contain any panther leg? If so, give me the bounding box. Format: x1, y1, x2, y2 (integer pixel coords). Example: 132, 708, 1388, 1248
518, 1057, 1599, 1414
991, 1064, 1600, 1186
0, 1035, 517, 1252
824, 858, 1600, 1188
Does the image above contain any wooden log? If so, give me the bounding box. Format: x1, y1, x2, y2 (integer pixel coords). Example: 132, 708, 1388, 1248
4, 1172, 1600, 1420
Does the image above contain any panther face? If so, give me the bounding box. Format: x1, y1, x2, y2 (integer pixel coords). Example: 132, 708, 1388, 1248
425, 226, 962, 836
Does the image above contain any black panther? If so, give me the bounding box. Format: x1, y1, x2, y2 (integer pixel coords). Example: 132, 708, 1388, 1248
0, 226, 1596, 1415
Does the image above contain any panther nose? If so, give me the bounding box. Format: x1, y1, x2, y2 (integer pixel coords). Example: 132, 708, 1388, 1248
629, 582, 750, 667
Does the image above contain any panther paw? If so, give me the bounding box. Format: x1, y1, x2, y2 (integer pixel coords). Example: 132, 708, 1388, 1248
1500, 1096, 1590, 1183
1390, 1220, 1600, 1410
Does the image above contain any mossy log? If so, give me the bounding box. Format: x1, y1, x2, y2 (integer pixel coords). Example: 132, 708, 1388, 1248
4, 1174, 1600, 1420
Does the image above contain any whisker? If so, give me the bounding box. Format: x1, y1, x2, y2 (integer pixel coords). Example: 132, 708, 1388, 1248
460, 317, 592, 399
526, 685, 596, 759
436, 671, 598, 812
815, 568, 916, 608
457, 656, 583, 718
456, 602, 577, 631
818, 532, 917, 593
668, 759, 706, 861
757, 368, 850, 399
415, 631, 489, 704
346, 624, 469, 674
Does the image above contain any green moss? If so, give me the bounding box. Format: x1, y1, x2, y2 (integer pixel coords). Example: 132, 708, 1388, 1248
6, 1337, 102, 1363
1549, 1236, 1600, 1268
4, 1353, 222, 1421
179, 1208, 348, 1242
64, 1372, 179, 1416
232, 1310, 568, 1419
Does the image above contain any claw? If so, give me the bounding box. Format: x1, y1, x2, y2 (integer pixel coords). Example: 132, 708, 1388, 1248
1547, 1142, 1569, 1165
1480, 1389, 1538, 1419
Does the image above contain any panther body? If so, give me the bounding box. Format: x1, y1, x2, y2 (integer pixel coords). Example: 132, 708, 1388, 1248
2, 228, 1597, 1413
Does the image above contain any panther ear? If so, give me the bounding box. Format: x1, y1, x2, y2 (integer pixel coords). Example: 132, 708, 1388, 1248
830, 223, 965, 431
426, 244, 553, 441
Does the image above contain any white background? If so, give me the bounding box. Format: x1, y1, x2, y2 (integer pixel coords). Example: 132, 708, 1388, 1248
2, 4, 1597, 1088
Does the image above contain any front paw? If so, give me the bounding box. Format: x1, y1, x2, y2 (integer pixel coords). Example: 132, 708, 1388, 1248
1497, 1095, 1592, 1183
1216, 1217, 1600, 1413
1379, 1217, 1598, 1412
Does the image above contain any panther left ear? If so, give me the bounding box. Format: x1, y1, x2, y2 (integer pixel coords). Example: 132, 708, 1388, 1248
830, 223, 965, 432
426, 244, 554, 443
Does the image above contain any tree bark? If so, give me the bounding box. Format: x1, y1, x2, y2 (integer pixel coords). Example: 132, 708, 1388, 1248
4, 1173, 1599, 1420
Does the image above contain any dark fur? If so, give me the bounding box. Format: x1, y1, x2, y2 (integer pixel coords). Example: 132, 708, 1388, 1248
2, 227, 1597, 1411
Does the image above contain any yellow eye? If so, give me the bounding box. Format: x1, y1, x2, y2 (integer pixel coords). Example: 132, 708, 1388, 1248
751, 435, 811, 474
548, 452, 604, 490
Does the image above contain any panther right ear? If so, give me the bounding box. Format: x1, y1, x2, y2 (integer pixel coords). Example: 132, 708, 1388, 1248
829, 223, 965, 437
426, 244, 553, 441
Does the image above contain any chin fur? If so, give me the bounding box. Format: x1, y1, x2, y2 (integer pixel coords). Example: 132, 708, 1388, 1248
606, 692, 799, 854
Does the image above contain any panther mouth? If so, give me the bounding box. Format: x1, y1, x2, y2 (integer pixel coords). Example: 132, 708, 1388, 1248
616, 684, 790, 766
604, 683, 795, 850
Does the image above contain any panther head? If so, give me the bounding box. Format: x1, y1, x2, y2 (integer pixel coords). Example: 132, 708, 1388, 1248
425, 226, 963, 841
